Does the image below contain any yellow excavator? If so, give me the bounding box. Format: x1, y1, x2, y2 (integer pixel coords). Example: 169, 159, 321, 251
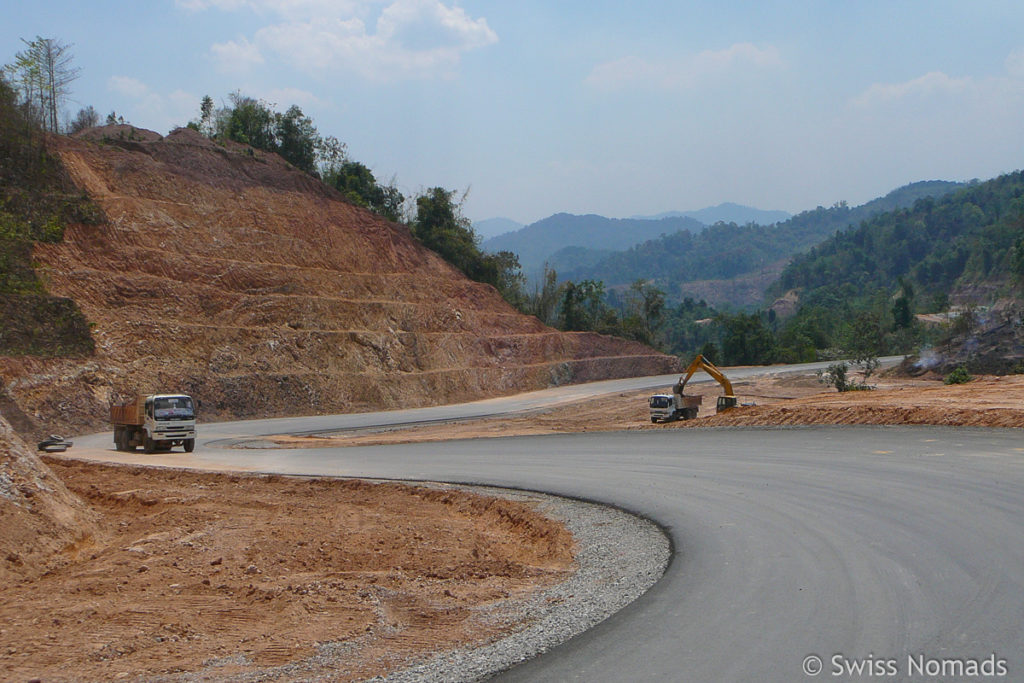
649, 354, 738, 423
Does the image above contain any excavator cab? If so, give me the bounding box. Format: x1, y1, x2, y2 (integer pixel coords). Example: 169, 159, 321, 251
717, 395, 738, 413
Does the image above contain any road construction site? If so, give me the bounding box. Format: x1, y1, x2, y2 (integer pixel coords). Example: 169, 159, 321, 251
5, 365, 1024, 681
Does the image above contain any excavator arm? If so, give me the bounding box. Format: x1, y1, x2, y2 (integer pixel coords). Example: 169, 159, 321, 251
673, 355, 737, 413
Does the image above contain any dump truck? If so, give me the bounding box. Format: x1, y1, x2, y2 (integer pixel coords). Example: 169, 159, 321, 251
111, 394, 196, 453
649, 393, 702, 423
649, 354, 737, 422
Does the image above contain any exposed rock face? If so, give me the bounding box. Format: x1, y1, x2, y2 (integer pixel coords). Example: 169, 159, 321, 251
1, 127, 677, 435
0, 416, 98, 581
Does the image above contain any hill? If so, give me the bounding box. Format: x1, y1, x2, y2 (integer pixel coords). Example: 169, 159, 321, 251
0, 126, 677, 438
632, 202, 791, 225
559, 180, 965, 305
771, 173, 1024, 309
481, 213, 705, 274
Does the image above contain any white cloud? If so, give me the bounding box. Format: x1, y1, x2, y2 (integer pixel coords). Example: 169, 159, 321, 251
195, 0, 496, 80
1006, 47, 1024, 80
107, 76, 152, 99
826, 50, 1024, 206
177, 0, 360, 14
585, 43, 783, 91
106, 77, 199, 133
210, 37, 265, 73
851, 71, 972, 107
852, 48, 1024, 109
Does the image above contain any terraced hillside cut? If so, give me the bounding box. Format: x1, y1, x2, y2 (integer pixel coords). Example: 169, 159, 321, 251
0, 126, 677, 436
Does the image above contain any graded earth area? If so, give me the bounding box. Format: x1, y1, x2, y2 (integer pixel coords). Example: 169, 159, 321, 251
0, 457, 579, 682
255, 371, 1024, 449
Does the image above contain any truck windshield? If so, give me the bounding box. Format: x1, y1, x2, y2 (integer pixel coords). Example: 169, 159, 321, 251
153, 397, 195, 420
649, 396, 671, 409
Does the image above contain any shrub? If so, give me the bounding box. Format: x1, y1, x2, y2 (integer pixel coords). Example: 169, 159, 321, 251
944, 365, 973, 385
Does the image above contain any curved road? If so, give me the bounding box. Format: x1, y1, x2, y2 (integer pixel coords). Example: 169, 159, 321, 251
71, 362, 1024, 681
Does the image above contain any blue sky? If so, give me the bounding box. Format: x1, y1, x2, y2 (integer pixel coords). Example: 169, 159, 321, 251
4, 1, 1024, 224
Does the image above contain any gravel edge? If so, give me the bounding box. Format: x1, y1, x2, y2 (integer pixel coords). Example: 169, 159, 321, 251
373, 484, 671, 682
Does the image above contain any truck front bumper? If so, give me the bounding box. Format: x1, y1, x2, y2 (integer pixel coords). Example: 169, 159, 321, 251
154, 431, 196, 441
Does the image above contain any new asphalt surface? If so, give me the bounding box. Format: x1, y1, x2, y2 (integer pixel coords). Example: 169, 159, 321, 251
71, 362, 1024, 681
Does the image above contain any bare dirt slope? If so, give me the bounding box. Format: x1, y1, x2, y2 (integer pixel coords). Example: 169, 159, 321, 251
0, 416, 98, 584
1, 453, 575, 682
0, 126, 676, 439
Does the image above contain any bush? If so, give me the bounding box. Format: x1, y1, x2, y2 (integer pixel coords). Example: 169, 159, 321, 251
817, 360, 875, 392
944, 365, 973, 385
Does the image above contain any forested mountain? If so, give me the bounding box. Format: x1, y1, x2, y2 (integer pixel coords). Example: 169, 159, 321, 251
769, 172, 1024, 308
481, 213, 705, 273
559, 181, 964, 300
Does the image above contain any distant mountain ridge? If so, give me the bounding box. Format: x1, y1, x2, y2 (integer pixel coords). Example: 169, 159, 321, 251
558, 180, 966, 303
631, 202, 791, 226
479, 203, 791, 274
481, 213, 706, 274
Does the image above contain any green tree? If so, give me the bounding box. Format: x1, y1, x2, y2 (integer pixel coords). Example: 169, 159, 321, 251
409, 187, 523, 300
274, 104, 318, 174
195, 94, 215, 137
4, 36, 80, 132
720, 312, 775, 365
479, 249, 525, 305
632, 280, 665, 340
560, 280, 608, 331
529, 265, 563, 326
412, 187, 478, 271
68, 105, 98, 134
1011, 236, 1024, 282
324, 160, 405, 222
216, 92, 276, 150
892, 278, 915, 330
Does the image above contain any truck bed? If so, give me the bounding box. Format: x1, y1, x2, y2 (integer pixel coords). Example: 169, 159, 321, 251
110, 398, 145, 426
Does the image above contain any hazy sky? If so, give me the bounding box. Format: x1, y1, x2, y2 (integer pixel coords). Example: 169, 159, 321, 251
4, 1, 1024, 224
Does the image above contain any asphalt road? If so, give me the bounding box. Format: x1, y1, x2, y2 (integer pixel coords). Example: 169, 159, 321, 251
70, 360, 1024, 682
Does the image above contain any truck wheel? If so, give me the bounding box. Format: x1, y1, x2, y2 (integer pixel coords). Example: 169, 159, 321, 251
143, 435, 155, 454
183, 438, 195, 453
113, 428, 122, 450
650, 417, 658, 424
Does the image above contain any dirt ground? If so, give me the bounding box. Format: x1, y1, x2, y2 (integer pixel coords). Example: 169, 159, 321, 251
0, 462, 574, 682
5, 369, 1023, 682
260, 370, 1024, 450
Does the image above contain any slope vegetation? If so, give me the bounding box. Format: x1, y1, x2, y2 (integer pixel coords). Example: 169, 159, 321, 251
771, 172, 1024, 305
0, 127, 676, 436
561, 181, 964, 303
